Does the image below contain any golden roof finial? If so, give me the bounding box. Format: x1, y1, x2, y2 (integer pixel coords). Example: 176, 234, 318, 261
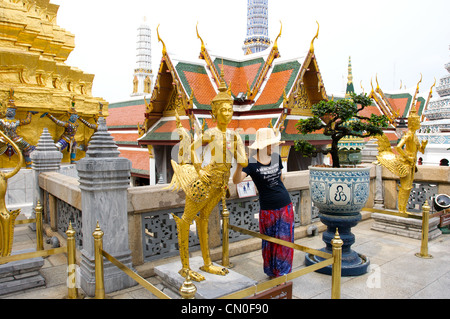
411, 73, 422, 114
375, 74, 381, 92
157, 24, 167, 55
196, 22, 205, 51
273, 21, 282, 49
430, 77, 436, 94
310, 21, 319, 53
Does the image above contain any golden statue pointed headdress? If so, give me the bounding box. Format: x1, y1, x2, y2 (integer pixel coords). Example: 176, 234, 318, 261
211, 62, 233, 113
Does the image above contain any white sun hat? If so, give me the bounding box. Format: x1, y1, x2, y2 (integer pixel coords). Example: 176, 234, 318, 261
249, 127, 283, 150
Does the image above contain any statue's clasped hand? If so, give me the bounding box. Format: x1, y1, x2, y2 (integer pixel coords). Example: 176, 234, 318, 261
199, 170, 211, 185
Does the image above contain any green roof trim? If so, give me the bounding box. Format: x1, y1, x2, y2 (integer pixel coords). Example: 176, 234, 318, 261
109, 99, 146, 109
139, 120, 180, 142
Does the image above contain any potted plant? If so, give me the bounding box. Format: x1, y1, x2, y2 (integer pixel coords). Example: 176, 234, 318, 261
295, 92, 389, 276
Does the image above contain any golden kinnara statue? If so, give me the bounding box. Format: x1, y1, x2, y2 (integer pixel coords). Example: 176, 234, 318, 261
167, 73, 248, 282
0, 129, 24, 257
375, 108, 427, 215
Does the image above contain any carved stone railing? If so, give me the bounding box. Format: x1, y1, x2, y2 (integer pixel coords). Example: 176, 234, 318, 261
37, 165, 450, 268
126, 170, 315, 266
380, 165, 450, 213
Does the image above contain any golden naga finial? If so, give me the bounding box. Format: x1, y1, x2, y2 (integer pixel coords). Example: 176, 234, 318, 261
273, 21, 282, 49
370, 77, 375, 94
430, 77, 436, 93
411, 73, 422, 114
156, 24, 167, 55
310, 21, 320, 53
360, 80, 365, 94
144, 96, 153, 113
430, 78, 436, 95
421, 78, 436, 122
375, 74, 381, 92
196, 22, 206, 51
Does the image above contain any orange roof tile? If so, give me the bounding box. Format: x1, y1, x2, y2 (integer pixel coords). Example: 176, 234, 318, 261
254, 69, 293, 107
358, 104, 384, 118
222, 63, 262, 96
388, 97, 408, 117
106, 104, 146, 127
181, 70, 217, 107
119, 149, 149, 172
110, 132, 140, 142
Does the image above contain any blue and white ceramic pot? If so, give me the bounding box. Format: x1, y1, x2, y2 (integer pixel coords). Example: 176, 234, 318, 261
305, 165, 371, 276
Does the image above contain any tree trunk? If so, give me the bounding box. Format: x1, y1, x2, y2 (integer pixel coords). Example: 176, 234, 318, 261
331, 140, 340, 168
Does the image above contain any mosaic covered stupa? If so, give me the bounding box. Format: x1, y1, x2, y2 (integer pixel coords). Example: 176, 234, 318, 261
418, 45, 450, 166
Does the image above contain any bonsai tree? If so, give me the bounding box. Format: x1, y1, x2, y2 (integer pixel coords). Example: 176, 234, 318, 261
294, 92, 389, 168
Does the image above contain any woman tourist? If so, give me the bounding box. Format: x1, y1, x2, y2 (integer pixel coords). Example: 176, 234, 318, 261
233, 128, 294, 278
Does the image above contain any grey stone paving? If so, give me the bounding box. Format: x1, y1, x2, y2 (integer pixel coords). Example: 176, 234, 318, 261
2, 218, 449, 299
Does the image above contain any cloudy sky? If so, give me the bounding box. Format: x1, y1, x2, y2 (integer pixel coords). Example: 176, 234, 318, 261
52, 0, 450, 103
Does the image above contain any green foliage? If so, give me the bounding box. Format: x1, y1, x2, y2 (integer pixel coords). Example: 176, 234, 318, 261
294, 92, 389, 168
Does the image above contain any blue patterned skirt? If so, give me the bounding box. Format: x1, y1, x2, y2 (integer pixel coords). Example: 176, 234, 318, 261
259, 202, 294, 277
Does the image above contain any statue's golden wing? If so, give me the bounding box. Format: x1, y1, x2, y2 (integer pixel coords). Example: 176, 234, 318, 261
166, 160, 209, 203
374, 133, 409, 177
376, 151, 409, 178
374, 134, 392, 152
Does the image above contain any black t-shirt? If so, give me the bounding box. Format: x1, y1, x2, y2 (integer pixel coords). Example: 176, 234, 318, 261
242, 154, 291, 210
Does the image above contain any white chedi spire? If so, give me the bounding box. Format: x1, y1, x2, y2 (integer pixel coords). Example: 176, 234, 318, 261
131, 17, 154, 96
243, 0, 271, 54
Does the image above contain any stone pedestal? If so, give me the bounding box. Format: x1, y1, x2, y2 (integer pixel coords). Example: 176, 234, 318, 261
371, 212, 442, 240
77, 117, 136, 297
29, 128, 63, 230
0, 249, 45, 296
155, 256, 257, 299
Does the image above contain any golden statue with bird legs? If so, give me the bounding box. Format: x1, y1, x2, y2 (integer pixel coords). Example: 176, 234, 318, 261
167, 74, 248, 282
374, 76, 430, 215
0, 129, 24, 256
375, 109, 427, 215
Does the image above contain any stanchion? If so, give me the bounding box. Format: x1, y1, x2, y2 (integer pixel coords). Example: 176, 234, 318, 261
331, 229, 343, 299
180, 273, 197, 299
35, 201, 44, 251
66, 222, 80, 299
221, 197, 231, 268
415, 201, 433, 259
93, 222, 106, 299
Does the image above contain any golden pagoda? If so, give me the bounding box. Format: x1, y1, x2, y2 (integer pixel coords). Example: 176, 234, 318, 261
0, 0, 108, 167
